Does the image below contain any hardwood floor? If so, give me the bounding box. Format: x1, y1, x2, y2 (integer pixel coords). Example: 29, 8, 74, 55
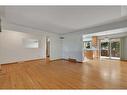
0, 59, 127, 89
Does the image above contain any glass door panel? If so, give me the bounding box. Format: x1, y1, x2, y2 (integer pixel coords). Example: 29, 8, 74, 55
100, 39, 110, 59
111, 39, 120, 59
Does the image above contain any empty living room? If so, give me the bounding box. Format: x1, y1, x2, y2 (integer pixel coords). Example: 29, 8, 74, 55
1, 3, 127, 95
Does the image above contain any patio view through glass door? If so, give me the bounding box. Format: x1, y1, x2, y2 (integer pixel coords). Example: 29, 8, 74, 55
100, 39, 110, 59
100, 38, 120, 60
110, 39, 120, 59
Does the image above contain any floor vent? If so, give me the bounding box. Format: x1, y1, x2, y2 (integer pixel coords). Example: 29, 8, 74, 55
68, 58, 77, 63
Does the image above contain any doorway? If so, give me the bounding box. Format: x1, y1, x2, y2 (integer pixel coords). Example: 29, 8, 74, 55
46, 37, 50, 58
100, 38, 120, 60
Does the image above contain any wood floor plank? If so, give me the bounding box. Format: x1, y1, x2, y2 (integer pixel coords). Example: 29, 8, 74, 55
0, 59, 127, 89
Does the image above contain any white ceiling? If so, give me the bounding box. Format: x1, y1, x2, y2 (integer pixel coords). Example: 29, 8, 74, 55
0, 6, 124, 34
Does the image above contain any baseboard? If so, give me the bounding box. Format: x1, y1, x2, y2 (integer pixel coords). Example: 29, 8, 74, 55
24, 58, 44, 62
1, 58, 83, 65
1, 62, 18, 65
1, 58, 44, 65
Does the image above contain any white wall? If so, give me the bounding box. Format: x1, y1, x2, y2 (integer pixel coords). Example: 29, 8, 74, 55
0, 30, 44, 64
120, 36, 127, 60
0, 22, 62, 64
49, 33, 62, 60
62, 32, 83, 62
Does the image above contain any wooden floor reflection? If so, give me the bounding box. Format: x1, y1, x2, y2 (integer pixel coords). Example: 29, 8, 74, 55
0, 59, 127, 89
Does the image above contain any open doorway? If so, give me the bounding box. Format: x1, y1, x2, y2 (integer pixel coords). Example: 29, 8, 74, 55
46, 37, 50, 59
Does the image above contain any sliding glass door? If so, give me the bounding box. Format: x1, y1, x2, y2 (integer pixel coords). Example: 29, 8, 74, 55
100, 39, 110, 59
100, 38, 120, 60
110, 39, 120, 59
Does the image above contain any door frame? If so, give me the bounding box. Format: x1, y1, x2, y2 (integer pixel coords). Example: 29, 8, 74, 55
46, 36, 50, 58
